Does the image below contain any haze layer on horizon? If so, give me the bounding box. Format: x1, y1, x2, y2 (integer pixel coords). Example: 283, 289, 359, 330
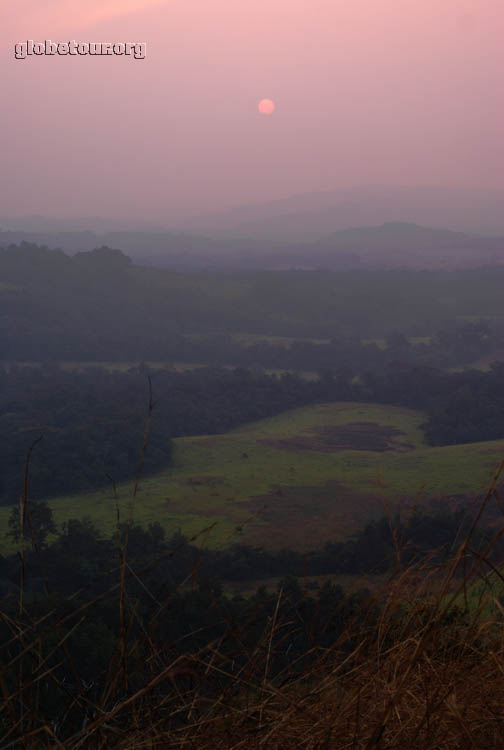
3, 0, 503, 223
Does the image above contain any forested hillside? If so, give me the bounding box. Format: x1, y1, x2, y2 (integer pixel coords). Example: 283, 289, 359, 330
3, 243, 504, 368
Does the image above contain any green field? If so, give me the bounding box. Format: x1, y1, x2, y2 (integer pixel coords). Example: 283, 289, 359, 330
1, 402, 503, 554
362, 336, 432, 349
449, 350, 504, 373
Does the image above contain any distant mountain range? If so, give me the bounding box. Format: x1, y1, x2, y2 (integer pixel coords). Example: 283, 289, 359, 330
1, 221, 504, 272
4, 186, 504, 242
2, 185, 504, 271
181, 185, 504, 240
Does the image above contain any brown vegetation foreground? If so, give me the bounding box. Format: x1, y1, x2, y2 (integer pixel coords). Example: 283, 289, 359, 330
3, 462, 504, 749
100, 562, 504, 749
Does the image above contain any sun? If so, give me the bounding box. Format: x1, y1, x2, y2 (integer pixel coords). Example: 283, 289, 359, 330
258, 98, 275, 115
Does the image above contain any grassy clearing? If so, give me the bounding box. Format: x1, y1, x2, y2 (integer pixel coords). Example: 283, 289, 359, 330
229, 332, 331, 347
362, 336, 432, 349
1, 402, 503, 553
0, 361, 210, 373
448, 350, 504, 373
362, 337, 388, 349
0, 360, 319, 380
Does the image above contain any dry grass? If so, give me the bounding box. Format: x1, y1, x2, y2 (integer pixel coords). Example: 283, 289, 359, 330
104, 560, 504, 750
2, 446, 504, 749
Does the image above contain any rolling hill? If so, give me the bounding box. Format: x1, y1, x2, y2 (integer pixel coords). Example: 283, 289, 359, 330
2, 402, 503, 554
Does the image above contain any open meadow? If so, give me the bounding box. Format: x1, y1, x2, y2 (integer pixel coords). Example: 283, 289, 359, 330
2, 401, 503, 554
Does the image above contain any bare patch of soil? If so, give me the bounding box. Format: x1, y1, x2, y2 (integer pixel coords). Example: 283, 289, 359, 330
243, 484, 502, 550
244, 481, 383, 549
260, 422, 413, 453
181, 475, 225, 487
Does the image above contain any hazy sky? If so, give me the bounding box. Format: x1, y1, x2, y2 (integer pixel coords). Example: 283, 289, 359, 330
2, 0, 503, 221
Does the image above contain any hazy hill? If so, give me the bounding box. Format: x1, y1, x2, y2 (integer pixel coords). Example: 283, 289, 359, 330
316, 222, 504, 269
1, 221, 503, 271
181, 185, 504, 240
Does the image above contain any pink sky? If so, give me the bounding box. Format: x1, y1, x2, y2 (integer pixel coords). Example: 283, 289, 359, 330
2, 0, 503, 221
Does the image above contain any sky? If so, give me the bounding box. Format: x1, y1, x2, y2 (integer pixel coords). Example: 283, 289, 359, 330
2, 0, 503, 222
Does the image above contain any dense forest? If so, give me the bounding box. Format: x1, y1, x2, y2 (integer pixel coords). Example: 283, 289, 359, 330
2, 243, 504, 364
